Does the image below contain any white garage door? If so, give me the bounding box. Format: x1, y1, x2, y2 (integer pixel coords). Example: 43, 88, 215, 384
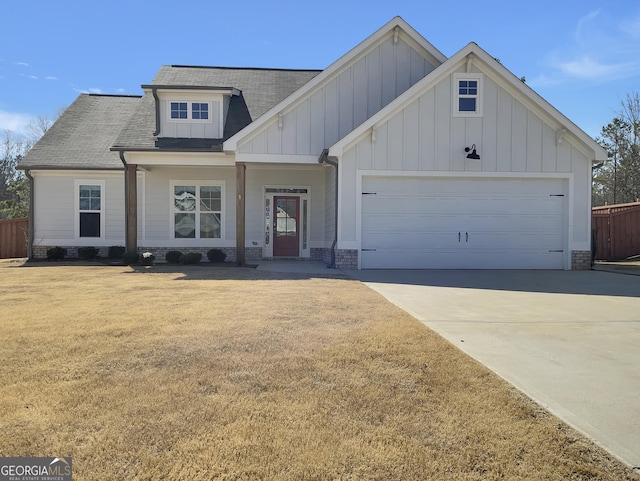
361, 177, 566, 269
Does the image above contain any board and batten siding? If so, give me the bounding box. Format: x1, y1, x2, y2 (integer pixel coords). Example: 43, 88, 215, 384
31, 172, 127, 246
324, 165, 336, 245
158, 92, 224, 139
338, 67, 593, 247
238, 36, 438, 157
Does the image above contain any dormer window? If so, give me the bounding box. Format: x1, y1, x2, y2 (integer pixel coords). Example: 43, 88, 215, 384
453, 73, 483, 117
170, 102, 188, 119
170, 102, 210, 121
192, 103, 208, 120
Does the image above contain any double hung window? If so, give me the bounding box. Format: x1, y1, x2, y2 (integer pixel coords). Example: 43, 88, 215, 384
77, 182, 104, 238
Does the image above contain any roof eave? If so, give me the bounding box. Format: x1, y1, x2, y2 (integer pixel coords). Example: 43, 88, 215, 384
142, 85, 241, 96
18, 165, 123, 171
110, 146, 225, 153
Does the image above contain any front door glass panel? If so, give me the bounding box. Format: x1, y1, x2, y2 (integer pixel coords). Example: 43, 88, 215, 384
273, 196, 299, 256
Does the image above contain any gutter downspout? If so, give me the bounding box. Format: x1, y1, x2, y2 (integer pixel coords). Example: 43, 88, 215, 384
25, 170, 34, 260
151, 88, 160, 137
318, 149, 338, 268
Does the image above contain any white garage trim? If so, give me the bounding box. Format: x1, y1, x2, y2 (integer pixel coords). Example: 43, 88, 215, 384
355, 172, 573, 269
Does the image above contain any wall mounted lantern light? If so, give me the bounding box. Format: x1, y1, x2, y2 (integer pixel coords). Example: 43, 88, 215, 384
465, 144, 480, 160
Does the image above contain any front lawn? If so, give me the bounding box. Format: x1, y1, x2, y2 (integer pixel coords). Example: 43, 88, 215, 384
0, 262, 637, 480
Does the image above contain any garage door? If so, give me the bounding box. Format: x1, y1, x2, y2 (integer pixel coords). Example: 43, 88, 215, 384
361, 177, 566, 269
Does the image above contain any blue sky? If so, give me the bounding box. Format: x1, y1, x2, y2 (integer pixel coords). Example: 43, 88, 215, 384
1, 0, 639, 140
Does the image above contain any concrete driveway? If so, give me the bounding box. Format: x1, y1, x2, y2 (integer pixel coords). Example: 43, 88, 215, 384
349, 269, 640, 468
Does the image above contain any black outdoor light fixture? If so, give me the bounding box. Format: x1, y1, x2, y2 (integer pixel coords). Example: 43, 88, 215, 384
465, 144, 480, 160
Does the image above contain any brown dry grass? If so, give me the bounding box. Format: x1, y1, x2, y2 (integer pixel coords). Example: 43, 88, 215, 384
0, 260, 637, 480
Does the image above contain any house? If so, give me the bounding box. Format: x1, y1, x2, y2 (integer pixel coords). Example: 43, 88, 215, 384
19, 17, 607, 269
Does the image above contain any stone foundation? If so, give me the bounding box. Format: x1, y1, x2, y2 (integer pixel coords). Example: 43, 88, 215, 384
244, 247, 261, 263
310, 248, 326, 262
32, 244, 356, 268
32, 245, 114, 259
571, 250, 592, 270
139, 246, 239, 263
334, 249, 359, 269
32, 245, 239, 262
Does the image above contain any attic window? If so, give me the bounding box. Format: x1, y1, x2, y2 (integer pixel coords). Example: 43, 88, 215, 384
168, 101, 212, 122
192, 103, 208, 120
453, 73, 483, 117
170, 102, 188, 119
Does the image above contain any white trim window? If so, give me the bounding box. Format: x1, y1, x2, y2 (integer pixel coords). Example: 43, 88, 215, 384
170, 102, 188, 119
191, 102, 209, 120
170, 101, 211, 122
172, 182, 223, 239
76, 180, 105, 238
453, 73, 483, 117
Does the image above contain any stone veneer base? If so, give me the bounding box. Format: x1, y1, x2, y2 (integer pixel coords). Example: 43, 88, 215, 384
34, 246, 590, 271
571, 250, 592, 270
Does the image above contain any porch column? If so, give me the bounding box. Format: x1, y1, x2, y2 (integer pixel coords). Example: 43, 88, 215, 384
236, 162, 246, 265
125, 163, 138, 253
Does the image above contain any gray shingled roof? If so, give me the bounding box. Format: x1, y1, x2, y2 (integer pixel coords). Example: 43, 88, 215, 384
19, 94, 141, 170
19, 66, 321, 169
112, 66, 320, 150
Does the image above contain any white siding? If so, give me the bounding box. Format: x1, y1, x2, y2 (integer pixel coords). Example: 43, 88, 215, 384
348, 70, 584, 175
239, 36, 438, 156
158, 92, 224, 139
143, 166, 235, 247
244, 166, 326, 247
338, 67, 593, 250
324, 165, 336, 245
32, 172, 125, 246
340, 148, 359, 242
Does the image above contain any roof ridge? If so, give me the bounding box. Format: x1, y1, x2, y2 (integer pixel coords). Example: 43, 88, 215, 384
85, 93, 142, 99
168, 65, 322, 72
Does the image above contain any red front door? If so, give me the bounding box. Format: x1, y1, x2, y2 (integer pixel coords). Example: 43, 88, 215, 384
273, 196, 300, 257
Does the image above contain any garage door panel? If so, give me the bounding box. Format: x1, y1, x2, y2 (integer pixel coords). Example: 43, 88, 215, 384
361, 177, 566, 269
364, 231, 562, 251
466, 232, 562, 249
362, 248, 564, 269
364, 195, 564, 216
460, 214, 564, 233
363, 196, 468, 215
363, 231, 458, 249
362, 213, 466, 232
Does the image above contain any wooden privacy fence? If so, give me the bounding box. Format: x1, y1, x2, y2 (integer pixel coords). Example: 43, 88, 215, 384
0, 218, 28, 259
592, 202, 640, 261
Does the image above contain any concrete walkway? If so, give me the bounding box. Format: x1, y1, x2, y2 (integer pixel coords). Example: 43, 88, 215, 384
256, 260, 340, 275
349, 269, 640, 468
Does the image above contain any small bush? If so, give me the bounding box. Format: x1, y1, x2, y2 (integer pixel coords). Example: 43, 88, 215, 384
108, 246, 126, 259
122, 252, 140, 265
77, 247, 99, 259
180, 252, 202, 265
46, 247, 67, 260
207, 248, 227, 263
165, 250, 184, 264
141, 252, 155, 266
